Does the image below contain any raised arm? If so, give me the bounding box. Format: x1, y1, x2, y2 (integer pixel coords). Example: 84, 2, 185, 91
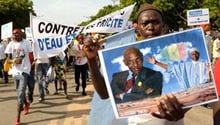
82, 37, 109, 99
147, 57, 168, 70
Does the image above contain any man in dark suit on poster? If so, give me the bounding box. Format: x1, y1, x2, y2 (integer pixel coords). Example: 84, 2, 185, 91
111, 47, 163, 103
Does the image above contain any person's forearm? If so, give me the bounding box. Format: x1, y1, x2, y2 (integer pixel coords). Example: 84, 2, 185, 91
6, 54, 13, 63
155, 60, 168, 70
87, 57, 109, 99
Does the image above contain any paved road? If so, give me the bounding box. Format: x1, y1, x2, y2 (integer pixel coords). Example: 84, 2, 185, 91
0, 68, 214, 125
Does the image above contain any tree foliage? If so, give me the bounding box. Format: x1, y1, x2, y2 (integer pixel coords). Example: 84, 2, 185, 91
153, 0, 220, 31
80, 0, 220, 31
1, 0, 219, 35
0, 0, 34, 33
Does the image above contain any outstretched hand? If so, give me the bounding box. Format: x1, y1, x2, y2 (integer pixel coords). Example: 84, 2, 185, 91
147, 57, 156, 64
151, 94, 186, 121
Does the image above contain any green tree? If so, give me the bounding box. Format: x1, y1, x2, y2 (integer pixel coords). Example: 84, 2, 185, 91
0, 0, 34, 38
154, 0, 220, 31
201, 0, 220, 31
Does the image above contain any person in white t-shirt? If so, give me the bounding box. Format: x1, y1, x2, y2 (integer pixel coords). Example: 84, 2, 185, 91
5, 29, 32, 125
72, 35, 88, 96
83, 3, 189, 125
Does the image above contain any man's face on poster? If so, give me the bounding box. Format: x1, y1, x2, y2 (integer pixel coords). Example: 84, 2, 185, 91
124, 53, 143, 76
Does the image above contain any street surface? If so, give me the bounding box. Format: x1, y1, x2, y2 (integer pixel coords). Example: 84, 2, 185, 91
0, 68, 214, 125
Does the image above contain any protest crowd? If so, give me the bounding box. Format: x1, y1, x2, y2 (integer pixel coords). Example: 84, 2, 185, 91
0, 2, 220, 125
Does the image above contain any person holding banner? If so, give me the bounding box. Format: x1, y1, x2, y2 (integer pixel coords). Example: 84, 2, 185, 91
35, 57, 50, 102
83, 3, 189, 125
4, 29, 33, 125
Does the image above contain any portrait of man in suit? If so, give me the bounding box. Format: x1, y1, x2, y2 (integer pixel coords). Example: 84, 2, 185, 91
111, 47, 163, 103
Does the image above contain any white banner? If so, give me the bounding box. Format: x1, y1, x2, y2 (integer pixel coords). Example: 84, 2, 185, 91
33, 33, 76, 59
30, 4, 135, 59
30, 15, 84, 38
83, 4, 135, 33
30, 4, 135, 36
1, 22, 13, 39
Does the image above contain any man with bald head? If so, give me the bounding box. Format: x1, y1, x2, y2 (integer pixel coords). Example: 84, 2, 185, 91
111, 47, 162, 103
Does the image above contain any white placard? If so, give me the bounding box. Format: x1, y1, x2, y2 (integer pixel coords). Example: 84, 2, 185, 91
1, 22, 13, 39
187, 8, 209, 26
25, 27, 33, 38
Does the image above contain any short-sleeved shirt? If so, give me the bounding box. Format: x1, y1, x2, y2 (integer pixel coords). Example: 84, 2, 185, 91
71, 44, 87, 65
4, 39, 32, 74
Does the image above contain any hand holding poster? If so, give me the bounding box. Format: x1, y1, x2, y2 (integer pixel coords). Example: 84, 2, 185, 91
98, 27, 218, 118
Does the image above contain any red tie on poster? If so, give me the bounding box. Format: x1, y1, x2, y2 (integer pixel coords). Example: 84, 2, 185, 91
124, 76, 135, 92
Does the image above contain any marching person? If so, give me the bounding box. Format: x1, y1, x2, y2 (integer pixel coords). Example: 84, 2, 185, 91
5, 29, 32, 125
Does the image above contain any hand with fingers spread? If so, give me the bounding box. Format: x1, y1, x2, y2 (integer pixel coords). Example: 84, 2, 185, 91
151, 94, 189, 121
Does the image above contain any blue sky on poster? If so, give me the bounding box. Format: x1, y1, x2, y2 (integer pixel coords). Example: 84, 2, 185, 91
99, 28, 210, 94
32, 0, 116, 25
